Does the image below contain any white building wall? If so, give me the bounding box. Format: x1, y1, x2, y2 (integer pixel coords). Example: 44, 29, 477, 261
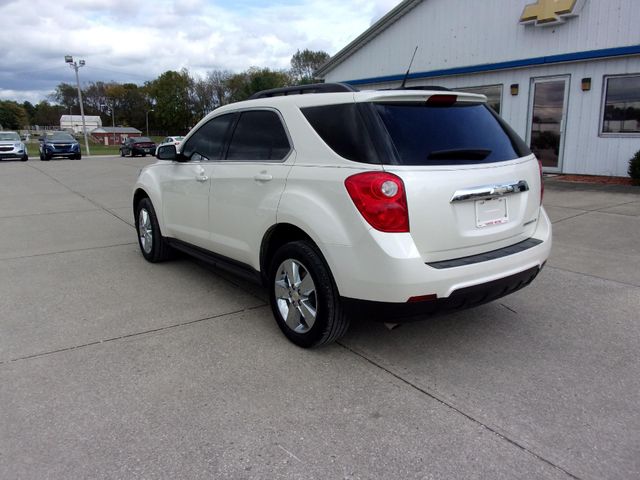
324, 0, 640, 83
322, 0, 640, 177
349, 57, 640, 177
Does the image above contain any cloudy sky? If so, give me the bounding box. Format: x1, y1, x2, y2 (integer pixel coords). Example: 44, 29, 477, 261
0, 0, 402, 104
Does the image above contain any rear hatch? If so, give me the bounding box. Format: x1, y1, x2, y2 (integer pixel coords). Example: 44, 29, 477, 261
367, 92, 542, 262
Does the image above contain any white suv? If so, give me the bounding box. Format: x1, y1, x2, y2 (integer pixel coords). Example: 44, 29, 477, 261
133, 83, 551, 347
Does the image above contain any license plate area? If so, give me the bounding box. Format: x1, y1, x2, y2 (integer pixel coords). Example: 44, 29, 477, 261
475, 197, 508, 228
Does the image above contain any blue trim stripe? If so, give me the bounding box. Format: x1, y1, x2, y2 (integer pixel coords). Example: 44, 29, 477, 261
344, 45, 640, 86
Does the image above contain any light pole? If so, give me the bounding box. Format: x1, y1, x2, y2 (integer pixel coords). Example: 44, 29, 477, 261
100, 103, 117, 146
145, 109, 154, 138
65, 55, 90, 156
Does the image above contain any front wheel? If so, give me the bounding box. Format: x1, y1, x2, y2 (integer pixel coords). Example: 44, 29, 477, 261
21, 154, 28, 161
268, 241, 349, 348
135, 198, 173, 262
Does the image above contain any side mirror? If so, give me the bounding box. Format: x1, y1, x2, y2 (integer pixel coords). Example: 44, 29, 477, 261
156, 144, 183, 161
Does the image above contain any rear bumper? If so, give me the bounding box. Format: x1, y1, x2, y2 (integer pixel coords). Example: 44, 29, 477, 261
322, 207, 552, 303
342, 264, 542, 322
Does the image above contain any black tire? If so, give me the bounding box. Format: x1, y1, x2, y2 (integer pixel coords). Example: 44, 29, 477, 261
21, 154, 28, 161
120, 149, 125, 157
134, 197, 173, 262
39, 151, 44, 160
130, 150, 135, 157
268, 241, 349, 348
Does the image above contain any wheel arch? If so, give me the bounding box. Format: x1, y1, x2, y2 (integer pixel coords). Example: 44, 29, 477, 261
259, 223, 318, 284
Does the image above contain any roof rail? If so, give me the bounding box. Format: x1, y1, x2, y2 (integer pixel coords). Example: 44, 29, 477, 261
249, 82, 357, 99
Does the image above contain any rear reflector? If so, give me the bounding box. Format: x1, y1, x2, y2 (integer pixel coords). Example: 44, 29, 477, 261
408, 294, 438, 303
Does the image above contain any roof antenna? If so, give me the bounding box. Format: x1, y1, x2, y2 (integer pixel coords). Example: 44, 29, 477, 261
400, 46, 418, 88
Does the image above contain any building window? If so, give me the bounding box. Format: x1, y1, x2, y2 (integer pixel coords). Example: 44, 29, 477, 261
456, 84, 503, 114
601, 75, 640, 135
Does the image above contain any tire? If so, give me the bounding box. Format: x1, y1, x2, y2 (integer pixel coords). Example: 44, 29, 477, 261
120, 149, 125, 157
135, 197, 173, 263
21, 154, 28, 161
268, 241, 349, 348
130, 150, 135, 157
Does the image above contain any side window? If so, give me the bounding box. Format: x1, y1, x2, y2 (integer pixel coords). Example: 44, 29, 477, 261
182, 113, 235, 161
226, 110, 290, 161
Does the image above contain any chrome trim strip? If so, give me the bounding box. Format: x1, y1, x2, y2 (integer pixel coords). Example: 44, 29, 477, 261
450, 180, 529, 203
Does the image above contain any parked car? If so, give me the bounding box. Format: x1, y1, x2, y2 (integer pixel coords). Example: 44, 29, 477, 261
0, 131, 28, 161
155, 136, 184, 155
39, 131, 81, 160
133, 83, 551, 348
120, 137, 157, 157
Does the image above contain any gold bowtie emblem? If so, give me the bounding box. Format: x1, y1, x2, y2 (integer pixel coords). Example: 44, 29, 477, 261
521, 0, 580, 25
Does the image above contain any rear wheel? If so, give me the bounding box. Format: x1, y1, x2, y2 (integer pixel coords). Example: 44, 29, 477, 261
268, 241, 349, 348
135, 197, 173, 262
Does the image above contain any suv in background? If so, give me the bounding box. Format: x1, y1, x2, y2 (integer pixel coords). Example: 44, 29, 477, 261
39, 131, 81, 160
133, 83, 551, 348
0, 131, 28, 161
120, 137, 156, 157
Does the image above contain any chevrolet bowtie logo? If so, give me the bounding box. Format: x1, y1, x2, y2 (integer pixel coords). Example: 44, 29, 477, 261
520, 0, 584, 26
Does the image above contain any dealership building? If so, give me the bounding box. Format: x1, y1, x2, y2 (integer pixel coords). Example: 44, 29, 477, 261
317, 0, 640, 177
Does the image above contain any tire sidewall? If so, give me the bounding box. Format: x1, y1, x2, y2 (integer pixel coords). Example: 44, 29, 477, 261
135, 198, 162, 262
268, 241, 342, 348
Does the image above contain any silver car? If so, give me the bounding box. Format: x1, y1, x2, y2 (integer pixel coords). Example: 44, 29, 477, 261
0, 131, 28, 161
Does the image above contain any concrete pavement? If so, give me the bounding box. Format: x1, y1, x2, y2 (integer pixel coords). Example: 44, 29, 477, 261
1, 157, 638, 479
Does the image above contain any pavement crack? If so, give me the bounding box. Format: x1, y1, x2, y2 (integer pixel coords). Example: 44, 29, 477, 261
26, 163, 133, 228
0, 305, 267, 366
550, 211, 589, 224
500, 303, 518, 313
0, 242, 137, 261
545, 264, 640, 288
337, 342, 582, 480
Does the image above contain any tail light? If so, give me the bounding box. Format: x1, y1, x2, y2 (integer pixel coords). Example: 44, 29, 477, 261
538, 160, 544, 205
345, 172, 409, 233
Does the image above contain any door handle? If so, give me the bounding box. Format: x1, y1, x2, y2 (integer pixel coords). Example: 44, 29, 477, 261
254, 173, 273, 182
195, 175, 209, 182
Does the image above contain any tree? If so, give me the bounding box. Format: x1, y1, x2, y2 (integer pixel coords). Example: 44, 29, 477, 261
190, 69, 234, 118
32, 101, 65, 127
227, 67, 291, 103
22, 101, 36, 125
50, 83, 78, 113
0, 101, 29, 129
290, 49, 330, 83
145, 70, 193, 133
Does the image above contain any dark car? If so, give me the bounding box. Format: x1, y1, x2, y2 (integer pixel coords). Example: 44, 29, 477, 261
120, 137, 157, 157
39, 132, 81, 160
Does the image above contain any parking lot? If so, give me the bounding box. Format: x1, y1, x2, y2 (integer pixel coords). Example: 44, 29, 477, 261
1, 155, 639, 479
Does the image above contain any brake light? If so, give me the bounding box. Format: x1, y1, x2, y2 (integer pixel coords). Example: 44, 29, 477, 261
426, 94, 457, 106
538, 159, 544, 204
345, 172, 409, 233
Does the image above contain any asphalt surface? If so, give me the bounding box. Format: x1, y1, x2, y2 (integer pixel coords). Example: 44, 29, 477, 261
1, 156, 639, 479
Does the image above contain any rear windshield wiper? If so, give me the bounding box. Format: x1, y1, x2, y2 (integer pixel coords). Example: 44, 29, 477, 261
427, 148, 492, 160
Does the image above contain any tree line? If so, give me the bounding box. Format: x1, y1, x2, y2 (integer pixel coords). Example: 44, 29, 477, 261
0, 49, 329, 135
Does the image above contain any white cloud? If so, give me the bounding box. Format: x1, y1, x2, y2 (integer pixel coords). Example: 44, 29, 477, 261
0, 0, 403, 103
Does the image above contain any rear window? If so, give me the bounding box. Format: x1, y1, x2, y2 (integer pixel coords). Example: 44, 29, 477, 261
302, 101, 530, 165
374, 103, 529, 165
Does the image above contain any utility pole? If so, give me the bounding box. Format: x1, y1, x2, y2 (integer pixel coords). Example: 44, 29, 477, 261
146, 109, 154, 138
65, 55, 91, 156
